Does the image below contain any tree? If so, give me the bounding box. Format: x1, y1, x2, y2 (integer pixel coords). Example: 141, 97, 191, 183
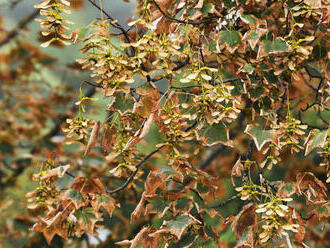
0, 0, 329, 247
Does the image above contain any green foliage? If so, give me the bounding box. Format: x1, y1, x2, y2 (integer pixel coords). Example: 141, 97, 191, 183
0, 0, 329, 247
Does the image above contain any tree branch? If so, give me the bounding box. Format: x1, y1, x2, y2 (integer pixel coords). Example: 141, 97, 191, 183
151, 0, 219, 26
209, 195, 238, 209
87, 0, 131, 44
106, 146, 164, 194
197, 144, 226, 170
0, 10, 39, 48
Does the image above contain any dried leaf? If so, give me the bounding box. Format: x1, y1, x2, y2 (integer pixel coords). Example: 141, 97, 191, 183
231, 158, 244, 186
232, 203, 256, 239
84, 120, 100, 156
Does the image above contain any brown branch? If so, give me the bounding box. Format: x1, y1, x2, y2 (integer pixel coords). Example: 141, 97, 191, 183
151, 0, 219, 26
197, 144, 226, 170
300, 72, 317, 91
82, 80, 104, 89
87, 0, 131, 44
106, 146, 164, 194
171, 178, 204, 202
209, 195, 238, 209
0, 10, 39, 48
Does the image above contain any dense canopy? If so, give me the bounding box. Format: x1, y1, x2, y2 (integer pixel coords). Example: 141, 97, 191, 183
0, 0, 329, 247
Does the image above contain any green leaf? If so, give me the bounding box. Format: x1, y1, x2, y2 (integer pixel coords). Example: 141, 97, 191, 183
272, 39, 288, 51
201, 3, 214, 15
98, 194, 110, 203
305, 129, 328, 155
197, 181, 209, 194
312, 44, 327, 60
242, 64, 254, 74
315, 206, 329, 217
224, 0, 236, 8
169, 232, 196, 248
187, 9, 197, 17
150, 198, 171, 212
249, 86, 263, 98
67, 189, 84, 201
220, 31, 241, 47
245, 120, 278, 151
248, 31, 259, 41
240, 14, 257, 25
262, 39, 288, 53
304, 65, 322, 78
163, 215, 195, 239
176, 197, 190, 210
201, 122, 228, 146
75, 208, 95, 225
208, 40, 217, 52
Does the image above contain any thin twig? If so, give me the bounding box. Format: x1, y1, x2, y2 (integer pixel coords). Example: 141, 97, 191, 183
151, 0, 219, 25
171, 178, 204, 202
87, 0, 131, 44
197, 144, 225, 170
0, 10, 39, 48
184, 120, 198, 132
106, 146, 164, 194
300, 72, 317, 91
82, 80, 104, 89
209, 195, 238, 209
65, 171, 75, 178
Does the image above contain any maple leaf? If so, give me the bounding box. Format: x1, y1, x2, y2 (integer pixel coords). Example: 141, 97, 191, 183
245, 121, 278, 151
296, 172, 327, 204
75, 207, 99, 234
32, 208, 69, 245
232, 202, 256, 239
91, 193, 118, 216
131, 170, 169, 222
152, 214, 200, 240
65, 189, 85, 209
304, 129, 328, 155
116, 226, 160, 248
71, 177, 105, 194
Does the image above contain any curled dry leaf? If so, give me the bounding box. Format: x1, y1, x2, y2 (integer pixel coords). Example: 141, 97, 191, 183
32, 164, 70, 181
296, 172, 327, 204
232, 202, 256, 239
231, 158, 244, 186
84, 120, 100, 156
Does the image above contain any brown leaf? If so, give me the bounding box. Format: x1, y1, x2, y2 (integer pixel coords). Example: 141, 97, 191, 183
231, 158, 244, 186
91, 194, 118, 216
295, 225, 305, 244
194, 0, 203, 8
304, 129, 328, 155
296, 172, 327, 204
139, 113, 154, 139
116, 226, 160, 248
232, 203, 256, 239
131, 192, 146, 223
100, 125, 116, 154
304, 0, 322, 8
84, 120, 100, 156
131, 170, 169, 222
71, 177, 106, 194
32, 209, 69, 245
32, 164, 70, 181
151, 214, 200, 240
145, 170, 167, 195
